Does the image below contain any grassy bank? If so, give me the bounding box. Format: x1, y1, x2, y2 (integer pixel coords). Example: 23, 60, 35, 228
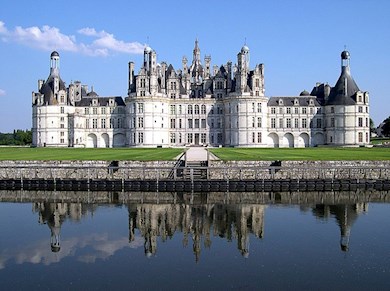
209, 147, 390, 161
0, 146, 388, 161
0, 147, 184, 161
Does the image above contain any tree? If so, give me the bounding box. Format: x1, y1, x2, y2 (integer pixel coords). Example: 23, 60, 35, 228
0, 129, 32, 145
370, 118, 376, 133
382, 117, 390, 137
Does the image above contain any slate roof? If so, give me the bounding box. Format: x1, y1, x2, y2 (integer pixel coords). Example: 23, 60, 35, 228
268, 96, 321, 106
75, 96, 125, 107
326, 66, 359, 106
39, 75, 67, 105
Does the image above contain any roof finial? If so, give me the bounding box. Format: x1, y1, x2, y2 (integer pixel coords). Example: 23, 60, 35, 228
244, 37, 247, 46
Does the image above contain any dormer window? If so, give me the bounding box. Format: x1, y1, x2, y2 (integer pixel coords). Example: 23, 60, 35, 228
279, 99, 283, 105
294, 99, 299, 105
309, 99, 314, 106
93, 99, 98, 106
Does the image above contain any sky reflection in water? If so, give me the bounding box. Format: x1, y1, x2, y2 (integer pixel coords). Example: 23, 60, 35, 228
0, 191, 389, 290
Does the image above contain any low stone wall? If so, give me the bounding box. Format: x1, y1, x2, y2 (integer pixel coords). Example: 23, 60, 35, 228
0, 160, 389, 181
208, 160, 390, 180
0, 160, 176, 180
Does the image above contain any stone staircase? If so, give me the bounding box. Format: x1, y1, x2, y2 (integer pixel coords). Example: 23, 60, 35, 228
184, 161, 208, 180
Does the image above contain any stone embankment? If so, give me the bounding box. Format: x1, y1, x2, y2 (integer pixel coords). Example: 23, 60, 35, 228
0, 160, 389, 192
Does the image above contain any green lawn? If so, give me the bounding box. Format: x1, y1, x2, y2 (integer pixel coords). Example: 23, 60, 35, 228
209, 147, 390, 161
1, 146, 389, 161
0, 147, 184, 161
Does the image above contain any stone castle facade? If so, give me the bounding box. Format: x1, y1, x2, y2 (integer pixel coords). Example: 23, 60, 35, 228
32, 41, 370, 147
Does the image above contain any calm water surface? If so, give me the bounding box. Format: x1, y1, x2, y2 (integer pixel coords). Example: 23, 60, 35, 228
0, 191, 389, 290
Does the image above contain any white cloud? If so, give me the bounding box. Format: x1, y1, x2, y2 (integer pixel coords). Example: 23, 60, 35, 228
77, 27, 98, 37
0, 89, 5, 96
0, 21, 143, 56
0, 21, 6, 34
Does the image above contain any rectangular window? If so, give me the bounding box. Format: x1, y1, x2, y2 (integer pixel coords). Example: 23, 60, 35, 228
101, 119, 106, 129
170, 119, 176, 129
257, 103, 261, 113
358, 117, 363, 127
60, 132, 64, 137
331, 107, 334, 113
331, 118, 335, 127
138, 103, 144, 113
217, 133, 222, 143
92, 119, 98, 129
286, 107, 291, 114
302, 107, 307, 114
101, 107, 106, 114
60, 138, 64, 144
358, 132, 363, 143
255, 79, 260, 87
257, 132, 262, 143
286, 118, 291, 128
302, 118, 307, 128
179, 119, 182, 129
279, 118, 283, 128
252, 117, 255, 128
195, 105, 200, 114
201, 119, 206, 128
271, 118, 276, 128
201, 105, 206, 114
187, 133, 193, 144
257, 117, 262, 128
138, 132, 144, 143
195, 119, 200, 128
188, 105, 193, 114
60, 107, 64, 114
271, 107, 276, 114
138, 117, 144, 128
294, 107, 299, 114
316, 119, 322, 128
93, 108, 98, 115
279, 107, 283, 114
252, 103, 255, 113
252, 132, 255, 143
170, 105, 176, 114
170, 133, 176, 144
201, 133, 206, 144
188, 119, 193, 128
294, 118, 299, 128
85, 108, 89, 115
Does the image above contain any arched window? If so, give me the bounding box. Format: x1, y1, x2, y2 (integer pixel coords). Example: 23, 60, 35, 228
188, 105, 193, 114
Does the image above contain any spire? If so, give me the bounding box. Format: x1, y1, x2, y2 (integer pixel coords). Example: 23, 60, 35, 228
193, 38, 201, 63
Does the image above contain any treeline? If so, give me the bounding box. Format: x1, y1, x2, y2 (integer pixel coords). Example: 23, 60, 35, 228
0, 130, 32, 145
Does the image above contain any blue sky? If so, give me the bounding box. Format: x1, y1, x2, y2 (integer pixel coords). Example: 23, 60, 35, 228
0, 0, 389, 132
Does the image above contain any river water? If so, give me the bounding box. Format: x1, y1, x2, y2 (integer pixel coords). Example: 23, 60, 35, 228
0, 190, 389, 290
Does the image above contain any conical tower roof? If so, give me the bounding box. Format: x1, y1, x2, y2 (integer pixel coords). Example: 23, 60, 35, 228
326, 50, 359, 105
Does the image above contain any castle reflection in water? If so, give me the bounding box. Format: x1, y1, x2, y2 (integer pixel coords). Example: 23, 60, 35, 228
26, 190, 379, 261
